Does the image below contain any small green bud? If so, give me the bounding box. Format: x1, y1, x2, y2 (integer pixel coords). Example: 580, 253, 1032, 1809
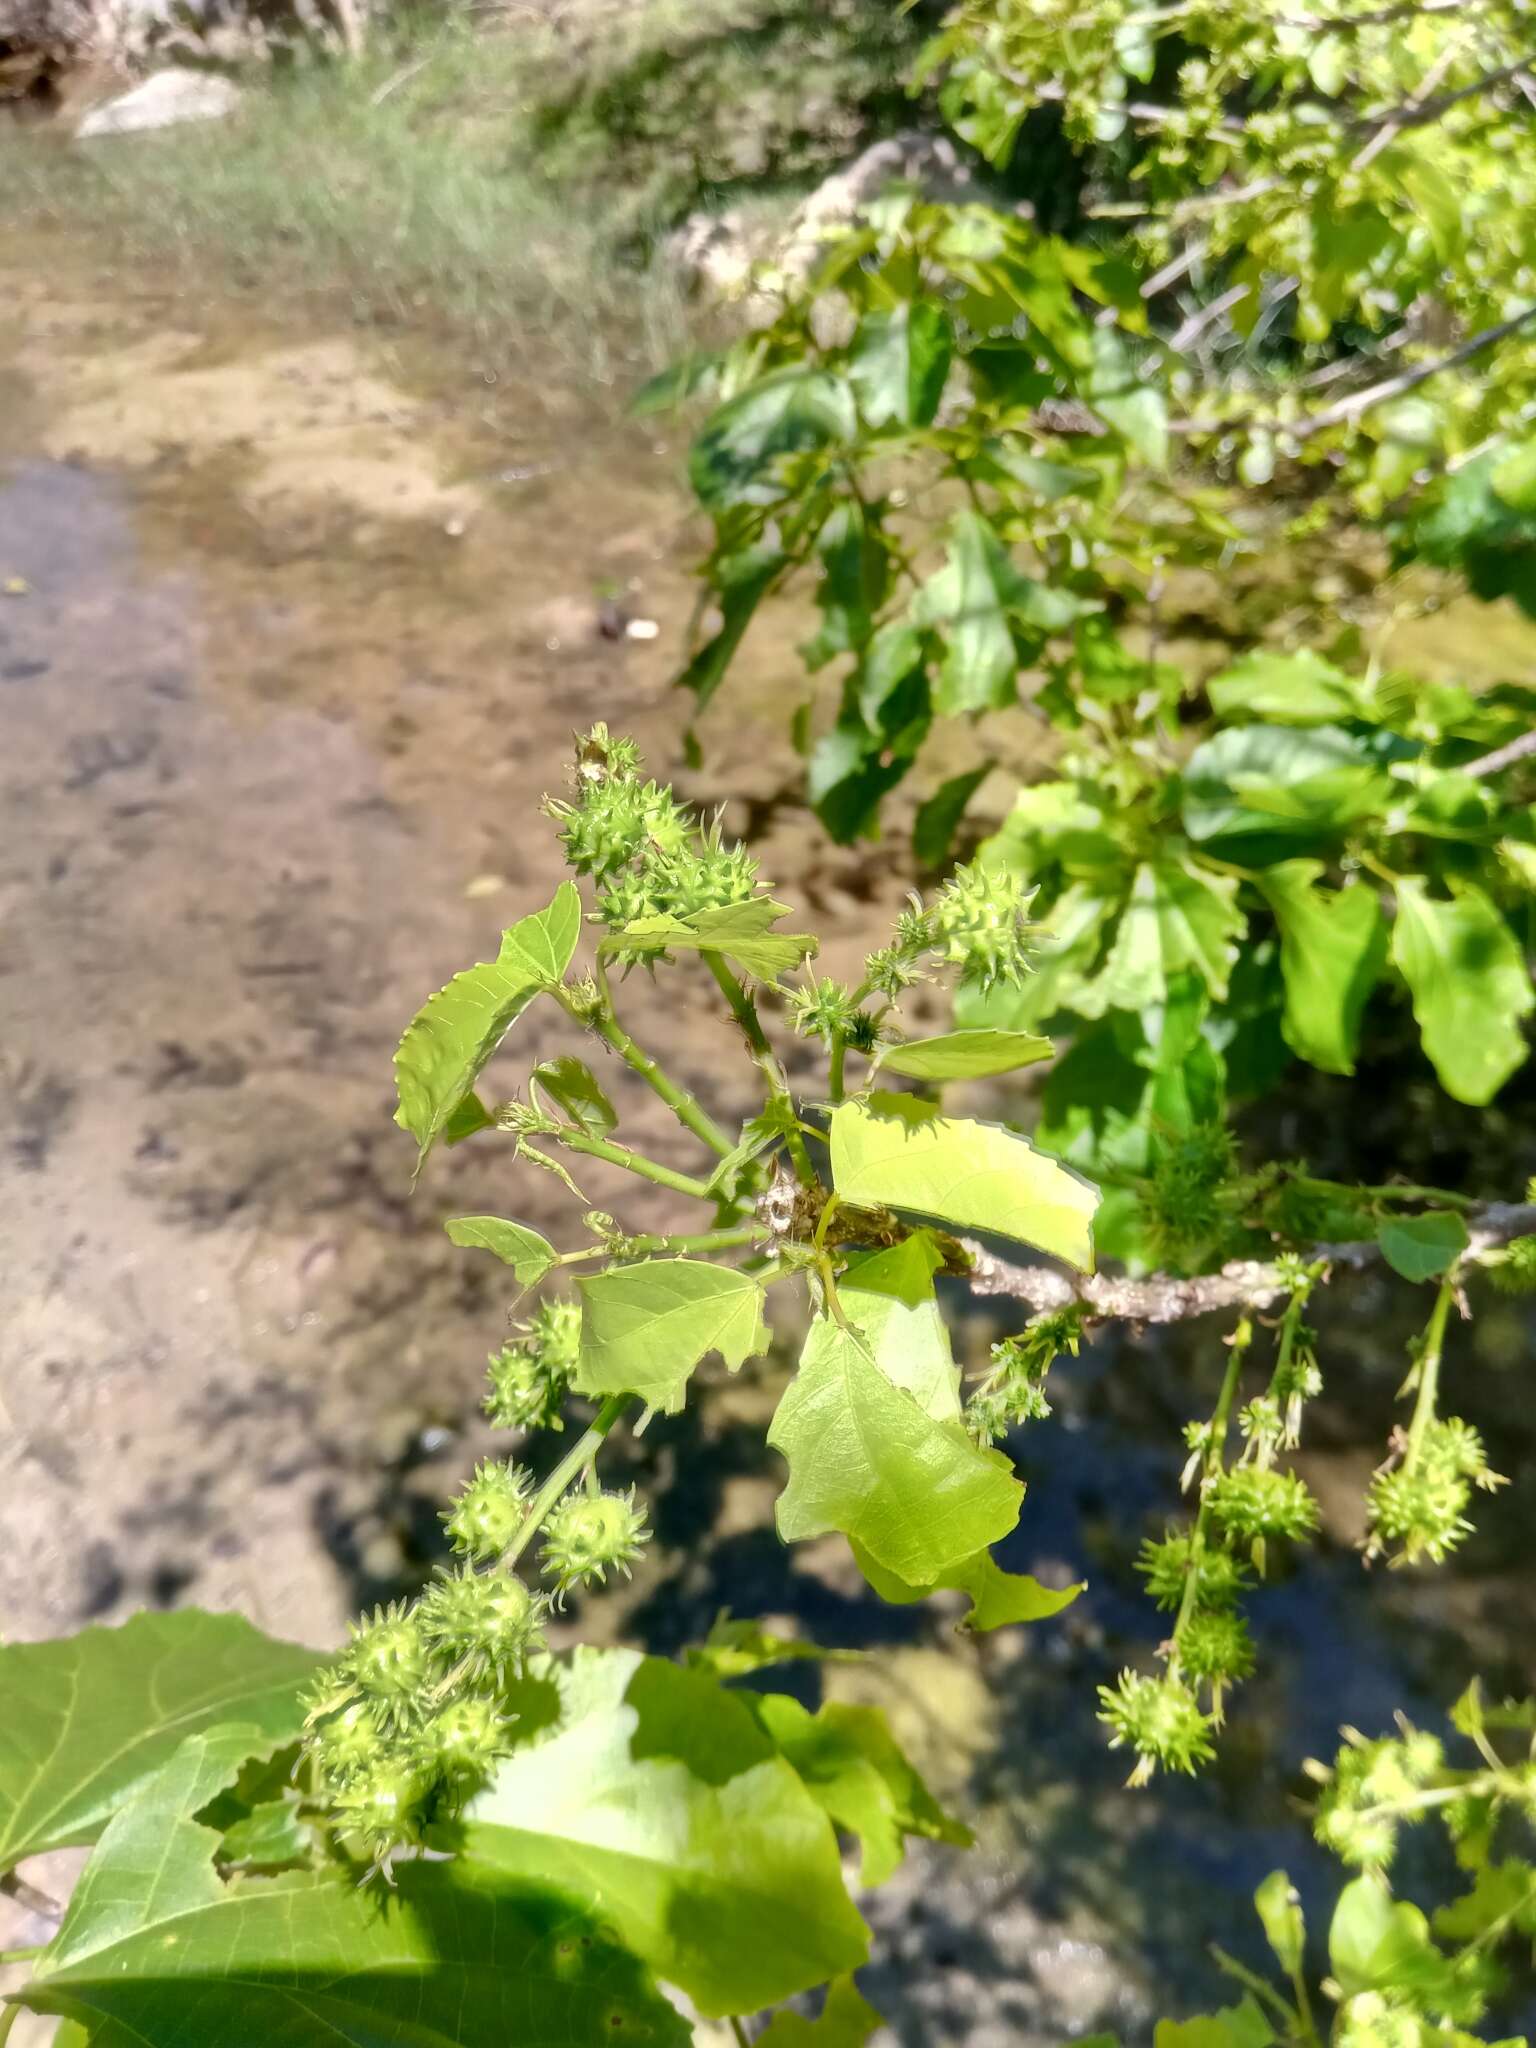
862, 943, 925, 1001
332, 1759, 433, 1857
485, 1301, 582, 1434
541, 1487, 649, 1596
788, 977, 865, 1049
443, 1459, 533, 1562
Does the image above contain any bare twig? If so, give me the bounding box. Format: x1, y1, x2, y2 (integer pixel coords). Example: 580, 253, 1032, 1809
1170, 282, 1254, 353
1465, 728, 1536, 778
1287, 302, 1536, 440
0, 1871, 60, 1923
1351, 35, 1461, 174
962, 1202, 1536, 1324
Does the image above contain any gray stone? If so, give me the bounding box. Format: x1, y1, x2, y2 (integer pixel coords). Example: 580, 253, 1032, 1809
75, 61, 239, 133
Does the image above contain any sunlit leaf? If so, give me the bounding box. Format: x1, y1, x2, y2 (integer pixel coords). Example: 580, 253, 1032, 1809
575, 1260, 769, 1412
530, 1054, 618, 1135
874, 1028, 1054, 1081
444, 1216, 558, 1288
848, 303, 953, 428
607, 897, 817, 981
1391, 880, 1535, 1104
1258, 861, 1386, 1075
850, 1540, 1082, 1631
1377, 1211, 1469, 1283
841, 1236, 960, 1421
690, 367, 857, 510
756, 1976, 884, 2047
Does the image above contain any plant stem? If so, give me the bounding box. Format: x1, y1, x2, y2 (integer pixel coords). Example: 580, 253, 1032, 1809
828, 1036, 848, 1105
623, 1226, 769, 1256
0, 1948, 41, 1968
705, 957, 817, 1187
1170, 1319, 1252, 1669
0, 2003, 19, 2047
730, 2019, 752, 2048
554, 1130, 718, 1204
504, 1396, 632, 1568
1404, 1274, 1456, 1464
576, 973, 736, 1160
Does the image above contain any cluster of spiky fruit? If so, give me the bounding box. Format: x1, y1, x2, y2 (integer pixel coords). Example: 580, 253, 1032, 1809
1365, 1417, 1504, 1567
485, 1300, 582, 1433
964, 1309, 1083, 1443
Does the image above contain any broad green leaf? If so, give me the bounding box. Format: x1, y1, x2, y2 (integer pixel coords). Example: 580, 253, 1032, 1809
912, 763, 991, 868
801, 502, 888, 671
530, 1054, 617, 1135
912, 509, 1080, 715
0, 1612, 319, 1873
444, 1215, 558, 1287
810, 720, 923, 845
217, 1798, 311, 1871
20, 1722, 687, 2047
1433, 1859, 1536, 1944
443, 1090, 495, 1145
1391, 880, 1535, 1104
689, 367, 857, 510
851, 1541, 1082, 1631
1085, 329, 1167, 468
1377, 1210, 1469, 1283
830, 1094, 1097, 1271
607, 897, 817, 982
1182, 724, 1396, 851
684, 1617, 860, 1680
874, 1028, 1053, 1081
1206, 650, 1361, 725
1254, 1870, 1305, 1979
463, 1648, 868, 2018
757, 1976, 883, 2048
679, 542, 787, 712
1154, 1998, 1275, 2048
848, 303, 953, 428
1258, 861, 1386, 1075
768, 1319, 1024, 1583
1328, 1875, 1467, 2015
575, 1260, 768, 1412
841, 1236, 960, 1421
742, 1694, 970, 1886
1075, 859, 1244, 1015
394, 884, 582, 1172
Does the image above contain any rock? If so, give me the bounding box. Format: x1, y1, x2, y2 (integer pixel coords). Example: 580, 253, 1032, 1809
783, 129, 981, 271
75, 62, 238, 133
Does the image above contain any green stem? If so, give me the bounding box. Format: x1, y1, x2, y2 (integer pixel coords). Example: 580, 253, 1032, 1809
1404, 1274, 1455, 1464
705, 957, 817, 1187
0, 1948, 40, 1968
555, 1130, 718, 1203
576, 973, 736, 1160
1170, 1319, 1252, 1670
0, 2003, 19, 2047
730, 2019, 752, 2048
622, 1226, 769, 1256
828, 1037, 848, 1105
503, 1396, 632, 1568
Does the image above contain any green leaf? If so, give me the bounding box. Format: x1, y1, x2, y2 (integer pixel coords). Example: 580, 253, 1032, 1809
1328, 1874, 1466, 2014
679, 542, 787, 712
1182, 724, 1396, 852
874, 1028, 1054, 1081
217, 1798, 312, 1871
768, 1319, 1024, 1582
394, 883, 582, 1173
443, 1090, 495, 1146
443, 1215, 558, 1288
575, 1260, 769, 1413
742, 1694, 970, 1887
463, 1647, 868, 2018
913, 509, 1080, 715
913, 763, 991, 868
1377, 1210, 1469, 1283
684, 1617, 861, 1681
1154, 1998, 1275, 2048
1391, 879, 1535, 1103
1085, 329, 1167, 468
830, 1093, 1097, 1271
1206, 650, 1361, 725
690, 367, 857, 510
757, 1976, 883, 2048
852, 1541, 1082, 1631
849, 303, 953, 429
21, 1722, 688, 2048
1258, 861, 1386, 1075
1253, 1870, 1305, 1979
841, 1236, 960, 1422
1433, 1859, 1536, 1944
801, 502, 889, 671
607, 897, 817, 981
1075, 859, 1244, 1015
530, 1053, 618, 1135
0, 1612, 319, 1874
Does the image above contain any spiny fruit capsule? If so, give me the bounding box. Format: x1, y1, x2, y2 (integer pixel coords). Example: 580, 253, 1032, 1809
541, 1487, 648, 1595
309, 1699, 389, 1790
928, 861, 1038, 993
343, 1602, 436, 1723
333, 1760, 432, 1856
419, 1566, 544, 1677
416, 1696, 514, 1787
443, 1459, 532, 1562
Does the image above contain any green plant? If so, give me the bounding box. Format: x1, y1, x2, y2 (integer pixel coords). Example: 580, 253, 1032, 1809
5, 732, 1532, 2043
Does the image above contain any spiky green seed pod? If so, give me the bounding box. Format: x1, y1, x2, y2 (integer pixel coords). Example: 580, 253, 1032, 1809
1144, 1123, 1238, 1266
789, 978, 863, 1049
1097, 1669, 1216, 1781
332, 1759, 432, 1858
343, 1603, 437, 1724
1136, 1533, 1252, 1612
1207, 1465, 1319, 1543
485, 1301, 581, 1434
415, 1696, 515, 1788
443, 1459, 533, 1562
541, 1488, 648, 1595
308, 1700, 390, 1790
862, 943, 925, 1001
928, 861, 1038, 993
418, 1567, 544, 1677
1177, 1607, 1255, 1688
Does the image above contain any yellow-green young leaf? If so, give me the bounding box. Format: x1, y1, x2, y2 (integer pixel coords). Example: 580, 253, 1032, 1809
1391, 879, 1535, 1104
530, 1054, 617, 1135
443, 1216, 558, 1288
462, 1648, 868, 2019
757, 1976, 884, 2048
1258, 861, 1386, 1075
1076, 859, 1244, 1016
741, 1694, 970, 1887
850, 1541, 1083, 1632
605, 898, 817, 982
20, 1723, 687, 2048
0, 1612, 320, 1873
394, 883, 582, 1172
841, 1236, 960, 1421
1254, 1871, 1306, 1980
874, 1028, 1054, 1081
1206, 650, 1361, 725
575, 1260, 769, 1413
768, 1319, 1024, 1582
1377, 1210, 1468, 1283
830, 1094, 1097, 1271
1154, 1998, 1275, 2048
848, 303, 953, 428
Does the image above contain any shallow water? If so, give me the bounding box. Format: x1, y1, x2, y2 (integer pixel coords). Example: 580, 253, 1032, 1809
2, 233, 1535, 2044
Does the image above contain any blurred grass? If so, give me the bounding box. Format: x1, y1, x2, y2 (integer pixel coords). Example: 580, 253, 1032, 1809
0, 12, 692, 380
